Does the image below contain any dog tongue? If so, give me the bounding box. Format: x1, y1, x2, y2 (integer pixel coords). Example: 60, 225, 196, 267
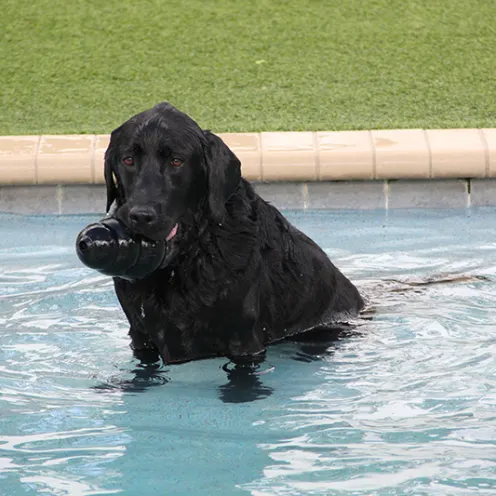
166, 224, 178, 242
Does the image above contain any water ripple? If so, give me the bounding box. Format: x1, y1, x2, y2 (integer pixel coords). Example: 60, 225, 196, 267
1, 210, 496, 495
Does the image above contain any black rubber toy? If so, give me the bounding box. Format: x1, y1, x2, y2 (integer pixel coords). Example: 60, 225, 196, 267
76, 217, 167, 279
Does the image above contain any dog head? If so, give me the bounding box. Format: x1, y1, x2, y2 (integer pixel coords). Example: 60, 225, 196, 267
104, 102, 241, 241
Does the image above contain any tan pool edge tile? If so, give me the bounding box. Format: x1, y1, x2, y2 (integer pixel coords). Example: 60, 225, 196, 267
261, 132, 317, 181
93, 135, 110, 184
37, 135, 95, 184
0, 129, 496, 185
425, 129, 486, 178
372, 129, 430, 179
0, 136, 39, 184
219, 133, 261, 181
482, 129, 496, 177
317, 130, 374, 180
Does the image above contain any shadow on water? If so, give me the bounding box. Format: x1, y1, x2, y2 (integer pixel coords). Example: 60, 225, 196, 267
288, 323, 367, 362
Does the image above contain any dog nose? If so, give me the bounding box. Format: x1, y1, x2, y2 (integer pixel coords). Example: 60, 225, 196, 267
129, 206, 158, 227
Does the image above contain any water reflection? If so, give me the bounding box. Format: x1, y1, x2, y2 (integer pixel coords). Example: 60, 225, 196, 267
218, 325, 367, 403
93, 362, 169, 393
89, 326, 364, 403
219, 359, 274, 403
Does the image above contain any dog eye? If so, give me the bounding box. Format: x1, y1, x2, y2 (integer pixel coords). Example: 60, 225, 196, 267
122, 157, 134, 166
170, 158, 183, 167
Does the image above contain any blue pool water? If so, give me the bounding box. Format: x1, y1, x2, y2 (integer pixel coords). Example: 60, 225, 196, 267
1, 209, 495, 495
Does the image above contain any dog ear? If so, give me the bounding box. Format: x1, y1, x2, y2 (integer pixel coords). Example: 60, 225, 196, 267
202, 131, 241, 223
103, 146, 119, 213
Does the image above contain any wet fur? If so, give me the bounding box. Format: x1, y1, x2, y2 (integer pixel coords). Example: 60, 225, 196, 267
105, 103, 364, 364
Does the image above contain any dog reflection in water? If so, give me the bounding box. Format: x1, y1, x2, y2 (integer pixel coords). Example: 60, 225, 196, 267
93, 324, 362, 404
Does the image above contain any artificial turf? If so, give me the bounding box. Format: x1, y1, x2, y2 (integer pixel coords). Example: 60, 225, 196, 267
2, 0, 495, 135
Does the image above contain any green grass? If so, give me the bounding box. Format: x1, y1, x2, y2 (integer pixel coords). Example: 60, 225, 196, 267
2, 0, 496, 134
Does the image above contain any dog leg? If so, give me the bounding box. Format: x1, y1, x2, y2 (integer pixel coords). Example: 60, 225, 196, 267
113, 278, 160, 363
129, 327, 160, 363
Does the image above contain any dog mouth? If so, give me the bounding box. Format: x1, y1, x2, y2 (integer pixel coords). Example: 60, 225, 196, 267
166, 223, 178, 242
128, 222, 179, 243
159, 223, 181, 269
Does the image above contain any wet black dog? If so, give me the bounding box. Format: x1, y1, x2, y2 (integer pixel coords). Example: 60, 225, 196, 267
104, 103, 364, 365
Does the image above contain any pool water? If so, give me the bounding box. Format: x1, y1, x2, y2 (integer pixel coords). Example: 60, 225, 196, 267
0, 208, 495, 495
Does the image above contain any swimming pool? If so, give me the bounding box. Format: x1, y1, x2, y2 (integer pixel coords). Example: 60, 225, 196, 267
1, 208, 495, 495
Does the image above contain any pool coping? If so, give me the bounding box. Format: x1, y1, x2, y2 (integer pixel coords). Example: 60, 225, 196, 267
1, 128, 495, 185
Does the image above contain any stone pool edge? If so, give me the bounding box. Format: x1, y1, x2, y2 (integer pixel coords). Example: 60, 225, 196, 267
1, 129, 496, 213
1, 129, 496, 184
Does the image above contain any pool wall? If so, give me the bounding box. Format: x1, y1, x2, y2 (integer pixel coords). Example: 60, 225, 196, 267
1, 129, 495, 213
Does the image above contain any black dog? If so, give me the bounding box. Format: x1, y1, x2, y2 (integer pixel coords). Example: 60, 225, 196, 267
104, 103, 364, 365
